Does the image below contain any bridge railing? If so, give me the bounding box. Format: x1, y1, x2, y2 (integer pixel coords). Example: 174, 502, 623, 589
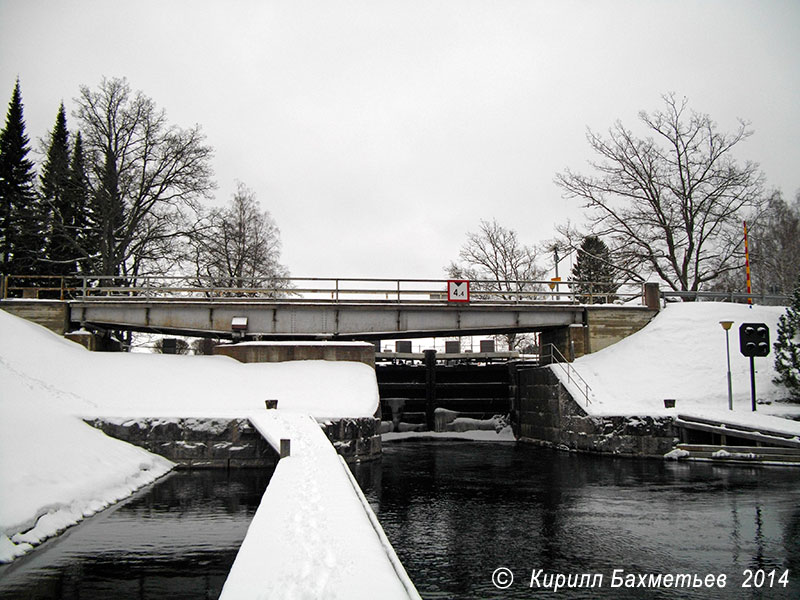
661, 289, 790, 305
2, 274, 648, 305
1, 274, 789, 306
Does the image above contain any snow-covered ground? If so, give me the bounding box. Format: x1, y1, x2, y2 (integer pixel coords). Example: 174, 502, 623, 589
556, 301, 800, 435
0, 309, 379, 563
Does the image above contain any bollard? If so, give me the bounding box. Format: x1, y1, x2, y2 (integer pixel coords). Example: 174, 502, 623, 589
280, 438, 291, 458
265, 399, 278, 410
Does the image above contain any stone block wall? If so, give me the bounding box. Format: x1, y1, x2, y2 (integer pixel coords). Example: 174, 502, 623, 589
318, 417, 382, 462
516, 367, 678, 458
86, 417, 278, 469
87, 415, 383, 467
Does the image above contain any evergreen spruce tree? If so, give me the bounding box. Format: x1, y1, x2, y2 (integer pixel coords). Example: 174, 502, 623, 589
570, 235, 618, 304
773, 275, 800, 399
0, 79, 42, 277
66, 132, 94, 272
40, 102, 75, 275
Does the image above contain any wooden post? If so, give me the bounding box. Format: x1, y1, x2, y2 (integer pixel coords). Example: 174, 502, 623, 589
280, 438, 291, 458
424, 349, 437, 431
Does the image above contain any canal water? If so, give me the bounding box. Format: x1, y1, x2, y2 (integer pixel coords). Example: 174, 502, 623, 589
1, 441, 798, 599
353, 440, 800, 600
0, 469, 273, 600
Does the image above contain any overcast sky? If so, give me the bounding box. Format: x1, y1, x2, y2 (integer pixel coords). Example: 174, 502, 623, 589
1, 0, 798, 280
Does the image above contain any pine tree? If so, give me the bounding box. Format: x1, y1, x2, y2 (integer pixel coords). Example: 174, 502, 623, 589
0, 79, 42, 277
40, 102, 75, 275
570, 235, 618, 304
773, 275, 800, 399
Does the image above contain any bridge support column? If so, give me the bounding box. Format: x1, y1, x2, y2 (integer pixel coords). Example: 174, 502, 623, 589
540, 325, 587, 361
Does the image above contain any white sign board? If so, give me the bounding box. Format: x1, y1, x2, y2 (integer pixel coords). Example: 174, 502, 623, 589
447, 280, 470, 302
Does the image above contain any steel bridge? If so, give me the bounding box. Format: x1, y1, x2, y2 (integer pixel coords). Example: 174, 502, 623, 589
2, 274, 784, 342
0, 275, 653, 341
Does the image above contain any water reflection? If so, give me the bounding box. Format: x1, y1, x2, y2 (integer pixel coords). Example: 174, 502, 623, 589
0, 469, 272, 600
353, 441, 800, 600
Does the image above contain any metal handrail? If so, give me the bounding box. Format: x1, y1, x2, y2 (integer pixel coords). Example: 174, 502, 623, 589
540, 343, 593, 407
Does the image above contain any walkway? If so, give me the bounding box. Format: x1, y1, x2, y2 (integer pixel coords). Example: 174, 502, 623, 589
220, 411, 421, 600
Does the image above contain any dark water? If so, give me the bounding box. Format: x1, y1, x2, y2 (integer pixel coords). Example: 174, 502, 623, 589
353, 441, 800, 600
0, 469, 272, 600
2, 443, 798, 600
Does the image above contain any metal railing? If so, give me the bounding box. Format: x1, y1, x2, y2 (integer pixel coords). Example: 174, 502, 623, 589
2, 274, 789, 307
540, 343, 593, 407
661, 289, 790, 305
1, 274, 646, 305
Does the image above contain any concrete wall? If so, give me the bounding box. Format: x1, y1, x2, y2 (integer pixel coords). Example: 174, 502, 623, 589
584, 306, 657, 354
214, 341, 376, 368
515, 367, 677, 458
0, 301, 69, 335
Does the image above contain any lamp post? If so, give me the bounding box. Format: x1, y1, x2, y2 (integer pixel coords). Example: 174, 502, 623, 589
720, 321, 734, 410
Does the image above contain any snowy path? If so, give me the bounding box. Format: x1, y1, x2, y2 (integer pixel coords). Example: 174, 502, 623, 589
220, 411, 421, 600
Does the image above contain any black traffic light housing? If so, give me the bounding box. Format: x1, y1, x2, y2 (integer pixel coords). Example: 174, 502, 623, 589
739, 322, 770, 357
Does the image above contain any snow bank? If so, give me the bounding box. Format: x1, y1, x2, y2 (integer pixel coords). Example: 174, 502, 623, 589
0, 383, 173, 562
560, 302, 800, 434
0, 309, 380, 563
0, 309, 379, 420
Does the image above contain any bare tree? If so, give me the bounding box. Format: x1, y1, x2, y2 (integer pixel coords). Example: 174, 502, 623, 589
190, 182, 290, 295
446, 219, 545, 349
74, 77, 214, 278
556, 93, 765, 293
749, 190, 800, 295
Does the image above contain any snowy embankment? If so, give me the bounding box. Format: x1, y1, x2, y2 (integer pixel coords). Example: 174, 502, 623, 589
557, 302, 800, 436
0, 309, 379, 563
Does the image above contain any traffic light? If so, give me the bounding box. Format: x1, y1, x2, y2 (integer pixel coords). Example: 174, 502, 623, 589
739, 322, 770, 357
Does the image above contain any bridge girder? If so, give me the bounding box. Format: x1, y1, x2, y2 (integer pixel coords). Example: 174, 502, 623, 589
69, 300, 585, 340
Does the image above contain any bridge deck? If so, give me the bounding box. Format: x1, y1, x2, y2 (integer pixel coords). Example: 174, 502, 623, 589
221, 411, 420, 599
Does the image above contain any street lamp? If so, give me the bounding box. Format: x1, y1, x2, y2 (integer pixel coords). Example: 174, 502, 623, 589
720, 321, 734, 410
